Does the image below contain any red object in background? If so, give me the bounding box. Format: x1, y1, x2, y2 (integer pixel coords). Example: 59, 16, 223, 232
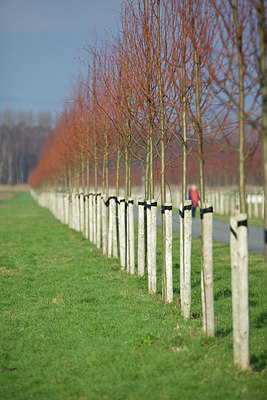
190, 188, 199, 208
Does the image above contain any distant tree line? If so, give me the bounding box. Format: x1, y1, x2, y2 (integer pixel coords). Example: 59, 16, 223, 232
0, 109, 52, 184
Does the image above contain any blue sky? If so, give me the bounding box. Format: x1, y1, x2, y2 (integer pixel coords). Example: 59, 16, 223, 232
0, 0, 122, 121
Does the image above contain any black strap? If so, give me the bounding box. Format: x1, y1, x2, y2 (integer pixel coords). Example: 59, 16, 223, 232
237, 219, 247, 227
161, 205, 172, 213
265, 229, 267, 244
151, 202, 157, 207
200, 206, 213, 219
138, 201, 145, 206
230, 226, 237, 239
120, 198, 125, 203
104, 195, 117, 206
128, 199, 134, 205
184, 204, 192, 212
179, 204, 192, 218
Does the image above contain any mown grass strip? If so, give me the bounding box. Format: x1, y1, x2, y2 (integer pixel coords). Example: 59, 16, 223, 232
0, 193, 266, 400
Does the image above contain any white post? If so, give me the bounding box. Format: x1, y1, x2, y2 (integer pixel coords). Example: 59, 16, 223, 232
165, 203, 173, 303
151, 200, 157, 293
220, 192, 224, 215
179, 202, 184, 313
76, 194, 80, 232
255, 193, 259, 218
96, 193, 101, 249
237, 213, 249, 370
82, 194, 86, 234
128, 198, 135, 274
108, 197, 113, 258
79, 193, 83, 232
126, 202, 130, 273
102, 196, 108, 255
89, 194, 93, 242
83, 194, 87, 236
65, 194, 69, 225
71, 193, 75, 229
230, 216, 240, 364
119, 198, 126, 269
112, 197, 118, 257
93, 194, 97, 245
138, 199, 145, 277
147, 202, 152, 290
202, 202, 215, 337
84, 195, 89, 238
248, 194, 252, 219
261, 191, 264, 219
183, 200, 192, 319
231, 193, 235, 216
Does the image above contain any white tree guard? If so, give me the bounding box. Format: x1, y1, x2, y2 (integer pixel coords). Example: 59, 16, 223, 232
146, 202, 152, 290
89, 194, 93, 242
112, 197, 118, 257
64, 194, 69, 225
102, 196, 108, 255
93, 194, 97, 245
119, 198, 126, 269
83, 194, 87, 237
71, 193, 75, 230
230, 216, 240, 364
151, 200, 157, 294
84, 195, 89, 238
165, 204, 173, 303
76, 194, 80, 232
96, 194, 101, 249
202, 202, 214, 337
183, 200, 192, 319
108, 198, 113, 258
126, 203, 130, 273
237, 213, 249, 370
128, 198, 135, 274
138, 199, 145, 277
179, 202, 184, 313
81, 194, 85, 234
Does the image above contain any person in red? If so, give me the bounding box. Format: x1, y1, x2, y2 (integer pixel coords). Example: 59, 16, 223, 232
188, 184, 200, 217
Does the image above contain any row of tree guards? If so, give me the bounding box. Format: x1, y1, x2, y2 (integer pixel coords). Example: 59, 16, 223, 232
31, 188, 249, 370
29, 0, 266, 373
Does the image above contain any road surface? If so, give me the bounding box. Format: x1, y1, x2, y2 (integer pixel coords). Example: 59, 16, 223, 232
134, 208, 264, 255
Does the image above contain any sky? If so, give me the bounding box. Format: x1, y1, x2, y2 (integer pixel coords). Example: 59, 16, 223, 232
0, 0, 122, 122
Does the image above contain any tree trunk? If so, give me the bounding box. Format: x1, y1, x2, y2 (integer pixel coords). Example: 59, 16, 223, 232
234, 0, 246, 214
157, 0, 167, 302
138, 199, 145, 277
257, 0, 267, 260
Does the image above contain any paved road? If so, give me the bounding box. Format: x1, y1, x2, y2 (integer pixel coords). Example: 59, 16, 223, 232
134, 208, 264, 255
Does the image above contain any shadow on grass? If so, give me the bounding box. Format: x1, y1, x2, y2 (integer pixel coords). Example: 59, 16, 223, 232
215, 327, 232, 338
252, 311, 267, 329
214, 288, 231, 301
251, 352, 267, 372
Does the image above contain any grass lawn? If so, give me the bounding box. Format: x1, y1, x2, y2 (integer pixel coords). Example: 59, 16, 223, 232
0, 193, 266, 400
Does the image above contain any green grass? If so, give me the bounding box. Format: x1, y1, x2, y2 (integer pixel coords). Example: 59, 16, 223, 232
0, 193, 266, 400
